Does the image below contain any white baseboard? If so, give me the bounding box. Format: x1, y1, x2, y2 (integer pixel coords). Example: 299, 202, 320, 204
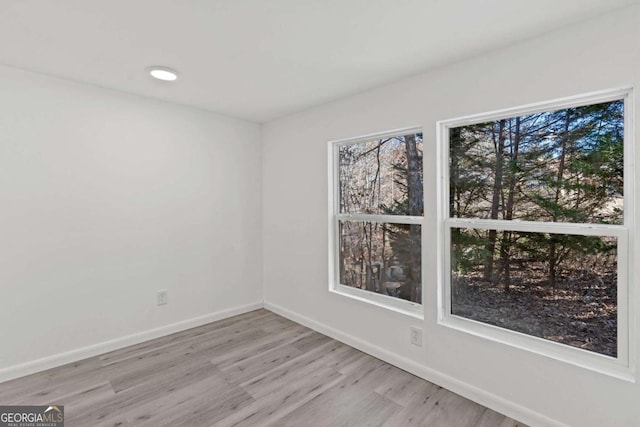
264, 301, 566, 427
0, 301, 263, 384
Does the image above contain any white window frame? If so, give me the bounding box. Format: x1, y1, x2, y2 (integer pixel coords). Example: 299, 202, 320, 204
437, 87, 635, 381
328, 127, 424, 319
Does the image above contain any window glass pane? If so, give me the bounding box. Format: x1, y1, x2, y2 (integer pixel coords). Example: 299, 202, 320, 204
339, 220, 421, 304
449, 100, 624, 224
450, 227, 617, 357
339, 133, 423, 216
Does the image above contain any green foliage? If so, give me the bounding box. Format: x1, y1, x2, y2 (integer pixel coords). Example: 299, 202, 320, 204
450, 229, 488, 274
449, 99, 623, 287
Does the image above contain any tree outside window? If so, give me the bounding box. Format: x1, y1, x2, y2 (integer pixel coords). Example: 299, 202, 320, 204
441, 94, 628, 362
331, 130, 424, 307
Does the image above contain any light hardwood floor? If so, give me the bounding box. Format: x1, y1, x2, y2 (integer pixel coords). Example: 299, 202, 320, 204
0, 309, 526, 426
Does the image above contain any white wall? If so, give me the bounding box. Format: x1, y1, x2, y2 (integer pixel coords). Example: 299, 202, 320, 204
263, 6, 640, 427
0, 65, 263, 378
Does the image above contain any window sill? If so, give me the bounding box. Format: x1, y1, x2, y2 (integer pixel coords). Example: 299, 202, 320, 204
330, 283, 423, 320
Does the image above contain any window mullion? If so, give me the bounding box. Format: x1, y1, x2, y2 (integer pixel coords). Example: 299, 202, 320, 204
445, 218, 626, 237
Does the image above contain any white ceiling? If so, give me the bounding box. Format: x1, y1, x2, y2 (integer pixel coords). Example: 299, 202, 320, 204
0, 0, 637, 122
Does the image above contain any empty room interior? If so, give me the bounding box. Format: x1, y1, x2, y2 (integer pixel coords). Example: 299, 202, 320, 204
1, 1, 640, 426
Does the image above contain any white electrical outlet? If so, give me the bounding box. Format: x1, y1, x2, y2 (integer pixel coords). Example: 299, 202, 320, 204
410, 326, 422, 347
157, 290, 168, 306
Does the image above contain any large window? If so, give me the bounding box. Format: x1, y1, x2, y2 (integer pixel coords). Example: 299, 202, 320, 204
329, 128, 424, 316
438, 89, 633, 378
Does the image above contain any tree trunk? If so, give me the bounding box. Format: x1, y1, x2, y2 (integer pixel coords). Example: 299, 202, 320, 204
364, 222, 375, 293
498, 117, 520, 292
381, 225, 387, 293
449, 127, 462, 217
548, 239, 557, 289
339, 221, 346, 283
484, 120, 506, 282
499, 231, 512, 290
405, 134, 423, 303
548, 111, 570, 289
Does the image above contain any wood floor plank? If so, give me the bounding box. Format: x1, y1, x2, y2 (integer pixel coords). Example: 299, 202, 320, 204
52, 382, 116, 414
318, 342, 365, 370
381, 385, 454, 427
475, 407, 526, 427
289, 330, 334, 353
109, 351, 219, 394
217, 365, 344, 427
134, 381, 253, 427
65, 360, 221, 425
418, 390, 488, 427
91, 371, 251, 427
210, 323, 311, 370
239, 344, 340, 399
0, 309, 524, 427
98, 309, 276, 366
0, 357, 108, 404
269, 358, 405, 426
276, 389, 402, 427
375, 368, 441, 407
220, 344, 305, 385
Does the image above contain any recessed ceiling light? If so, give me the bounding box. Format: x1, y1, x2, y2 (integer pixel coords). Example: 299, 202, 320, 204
148, 66, 178, 81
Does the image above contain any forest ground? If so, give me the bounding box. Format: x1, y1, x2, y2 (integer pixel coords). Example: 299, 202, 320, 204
451, 266, 617, 357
